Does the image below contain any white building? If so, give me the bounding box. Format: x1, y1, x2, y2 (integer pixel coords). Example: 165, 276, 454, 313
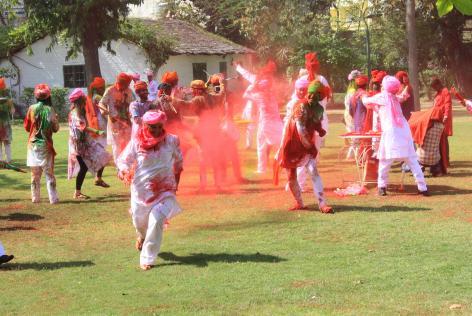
0, 18, 254, 102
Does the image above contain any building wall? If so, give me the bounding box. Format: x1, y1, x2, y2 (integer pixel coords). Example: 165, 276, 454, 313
0, 36, 251, 102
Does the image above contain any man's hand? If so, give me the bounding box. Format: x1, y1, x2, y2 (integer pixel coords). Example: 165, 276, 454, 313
318, 128, 327, 138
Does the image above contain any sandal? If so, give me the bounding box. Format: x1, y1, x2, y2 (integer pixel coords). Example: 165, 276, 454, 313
94, 179, 110, 188
73, 193, 90, 200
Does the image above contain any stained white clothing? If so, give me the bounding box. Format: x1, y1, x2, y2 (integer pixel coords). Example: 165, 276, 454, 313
117, 134, 183, 265
31, 159, 58, 204
344, 91, 355, 132
148, 80, 159, 101
378, 157, 427, 191
0, 141, 11, 162
362, 92, 417, 160
465, 99, 472, 113
0, 242, 5, 256
129, 100, 154, 137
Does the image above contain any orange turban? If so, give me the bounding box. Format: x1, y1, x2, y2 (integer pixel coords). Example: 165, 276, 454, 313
210, 74, 221, 85
305, 52, 320, 81
190, 80, 206, 90
116, 72, 131, 85
355, 75, 369, 87
134, 80, 148, 92
162, 71, 179, 87
0, 78, 5, 90
90, 77, 105, 90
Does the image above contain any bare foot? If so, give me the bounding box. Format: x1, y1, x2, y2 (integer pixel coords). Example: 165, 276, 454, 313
140, 264, 153, 271
289, 204, 308, 211
319, 205, 334, 214
135, 237, 144, 251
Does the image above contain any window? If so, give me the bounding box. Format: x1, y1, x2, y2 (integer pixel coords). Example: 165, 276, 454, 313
63, 65, 86, 88
219, 61, 227, 77
192, 63, 207, 81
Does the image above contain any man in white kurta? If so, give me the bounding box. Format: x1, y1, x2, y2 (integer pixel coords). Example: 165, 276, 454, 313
236, 63, 283, 173
146, 69, 159, 102
362, 76, 428, 196
117, 110, 183, 270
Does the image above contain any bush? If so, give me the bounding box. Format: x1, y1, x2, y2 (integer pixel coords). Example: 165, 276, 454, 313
20, 87, 70, 122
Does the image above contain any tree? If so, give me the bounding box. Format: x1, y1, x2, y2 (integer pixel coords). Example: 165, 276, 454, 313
406, 0, 420, 110
23, 0, 144, 83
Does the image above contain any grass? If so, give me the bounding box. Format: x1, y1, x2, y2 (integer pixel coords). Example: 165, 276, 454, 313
1, 105, 472, 315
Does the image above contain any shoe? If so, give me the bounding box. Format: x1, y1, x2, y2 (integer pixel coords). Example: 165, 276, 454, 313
319, 205, 334, 214
378, 187, 387, 196
94, 179, 110, 188
418, 190, 430, 197
0, 254, 14, 265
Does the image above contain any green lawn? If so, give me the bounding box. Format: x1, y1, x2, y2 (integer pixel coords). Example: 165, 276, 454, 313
1, 106, 471, 315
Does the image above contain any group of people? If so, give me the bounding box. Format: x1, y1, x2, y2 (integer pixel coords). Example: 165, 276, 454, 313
1, 51, 471, 270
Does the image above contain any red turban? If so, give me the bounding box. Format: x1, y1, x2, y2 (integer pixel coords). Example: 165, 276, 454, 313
162, 71, 179, 87
34, 84, 51, 100
371, 70, 387, 84
116, 72, 131, 85
0, 78, 5, 90
305, 52, 320, 81
355, 75, 369, 87
90, 77, 105, 90
395, 71, 409, 83
134, 80, 148, 92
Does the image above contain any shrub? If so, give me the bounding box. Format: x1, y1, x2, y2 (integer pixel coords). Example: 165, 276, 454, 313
20, 87, 70, 122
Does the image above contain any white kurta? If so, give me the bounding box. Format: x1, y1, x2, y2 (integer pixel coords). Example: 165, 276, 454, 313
362, 93, 417, 160
148, 80, 159, 102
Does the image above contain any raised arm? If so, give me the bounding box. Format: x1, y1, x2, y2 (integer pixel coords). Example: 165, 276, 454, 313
236, 64, 256, 84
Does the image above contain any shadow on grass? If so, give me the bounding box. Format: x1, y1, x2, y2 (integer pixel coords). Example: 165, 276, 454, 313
398, 184, 472, 196
58, 193, 130, 204
334, 204, 431, 213
157, 252, 286, 268
0, 226, 37, 231
0, 212, 44, 221
1, 260, 95, 271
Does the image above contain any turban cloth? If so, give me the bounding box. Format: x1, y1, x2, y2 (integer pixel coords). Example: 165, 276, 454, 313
382, 75, 401, 94
372, 70, 387, 84
90, 77, 105, 90
145, 69, 154, 76
158, 83, 172, 91
162, 71, 179, 87
131, 73, 141, 82
210, 74, 221, 85
134, 80, 148, 92
305, 52, 320, 81
0, 78, 5, 90
116, 72, 132, 85
143, 110, 167, 124
348, 70, 361, 81
34, 84, 51, 100
191, 80, 206, 90
307, 80, 328, 99
395, 70, 409, 83
295, 78, 310, 89
69, 88, 86, 103
355, 75, 369, 87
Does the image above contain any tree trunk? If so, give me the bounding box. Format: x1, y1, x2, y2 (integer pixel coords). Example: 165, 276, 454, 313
81, 32, 102, 85
439, 12, 472, 96
406, 0, 420, 110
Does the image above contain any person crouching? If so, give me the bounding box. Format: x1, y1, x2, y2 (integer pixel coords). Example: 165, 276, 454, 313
117, 110, 183, 270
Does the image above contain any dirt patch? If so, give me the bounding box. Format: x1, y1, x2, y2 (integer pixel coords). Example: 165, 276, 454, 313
0, 203, 26, 212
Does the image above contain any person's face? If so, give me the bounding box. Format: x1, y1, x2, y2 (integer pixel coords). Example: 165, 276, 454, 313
372, 82, 381, 91
117, 79, 130, 89
147, 75, 153, 82
307, 93, 315, 104
136, 89, 149, 100
146, 122, 164, 137
192, 88, 204, 96
402, 76, 409, 85
95, 87, 105, 96
296, 87, 307, 99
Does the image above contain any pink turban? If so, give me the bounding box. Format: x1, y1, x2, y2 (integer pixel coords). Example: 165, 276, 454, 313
295, 78, 310, 89
145, 69, 154, 76
34, 84, 51, 100
131, 73, 141, 82
348, 70, 361, 81
69, 88, 86, 103
143, 110, 167, 124
382, 75, 401, 94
